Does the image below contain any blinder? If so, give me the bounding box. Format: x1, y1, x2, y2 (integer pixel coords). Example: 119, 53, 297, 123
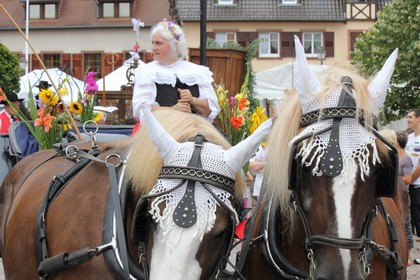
370, 129, 399, 198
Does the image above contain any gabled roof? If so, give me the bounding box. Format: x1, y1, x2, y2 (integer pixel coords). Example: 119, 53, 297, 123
0, 0, 170, 30
177, 0, 347, 22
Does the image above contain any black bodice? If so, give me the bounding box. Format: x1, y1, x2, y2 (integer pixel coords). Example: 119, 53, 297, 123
155, 79, 199, 107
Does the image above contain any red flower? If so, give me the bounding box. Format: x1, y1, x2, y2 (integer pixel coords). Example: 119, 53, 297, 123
230, 116, 243, 129
238, 97, 248, 111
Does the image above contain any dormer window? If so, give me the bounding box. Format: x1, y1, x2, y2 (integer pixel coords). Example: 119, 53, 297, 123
281, 0, 298, 5
97, 0, 133, 19
217, 0, 234, 5
21, 0, 59, 20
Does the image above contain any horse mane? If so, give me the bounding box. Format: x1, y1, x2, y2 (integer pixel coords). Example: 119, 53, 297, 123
261, 66, 383, 219
125, 109, 245, 197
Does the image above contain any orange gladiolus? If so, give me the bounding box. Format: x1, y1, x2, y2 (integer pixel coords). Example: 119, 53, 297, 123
237, 97, 248, 111
230, 116, 243, 129
42, 114, 56, 133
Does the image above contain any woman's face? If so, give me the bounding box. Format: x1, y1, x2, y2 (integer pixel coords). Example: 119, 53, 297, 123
151, 33, 176, 65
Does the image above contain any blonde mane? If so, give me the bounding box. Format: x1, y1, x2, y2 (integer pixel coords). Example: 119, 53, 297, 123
125, 109, 245, 197
261, 66, 379, 219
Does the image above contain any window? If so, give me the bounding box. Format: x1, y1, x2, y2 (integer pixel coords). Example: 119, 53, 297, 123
83, 53, 102, 77
259, 32, 280, 58
217, 0, 234, 5
99, 1, 132, 18
215, 32, 237, 47
281, 0, 298, 4
302, 32, 323, 57
28, 2, 57, 20
43, 53, 61, 68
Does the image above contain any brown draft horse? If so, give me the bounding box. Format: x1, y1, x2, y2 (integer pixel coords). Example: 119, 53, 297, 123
0, 109, 270, 280
235, 37, 408, 280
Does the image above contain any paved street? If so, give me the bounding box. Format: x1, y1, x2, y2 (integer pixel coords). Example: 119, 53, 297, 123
0, 238, 419, 279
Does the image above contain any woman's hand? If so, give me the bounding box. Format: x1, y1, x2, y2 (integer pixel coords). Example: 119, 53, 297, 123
176, 88, 211, 117
178, 88, 193, 104
173, 101, 191, 113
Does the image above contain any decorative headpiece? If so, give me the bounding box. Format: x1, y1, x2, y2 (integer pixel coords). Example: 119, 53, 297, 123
158, 18, 182, 40
290, 35, 398, 181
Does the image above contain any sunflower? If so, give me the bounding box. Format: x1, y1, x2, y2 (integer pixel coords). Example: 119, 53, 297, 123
39, 88, 58, 106
70, 101, 83, 115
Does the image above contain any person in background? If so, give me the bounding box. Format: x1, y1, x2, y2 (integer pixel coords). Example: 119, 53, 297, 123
380, 129, 414, 265
0, 92, 24, 134
248, 142, 267, 203
132, 18, 220, 126
397, 130, 415, 264
405, 109, 420, 244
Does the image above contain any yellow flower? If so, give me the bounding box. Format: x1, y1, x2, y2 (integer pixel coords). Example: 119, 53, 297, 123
58, 87, 69, 97
93, 112, 104, 123
249, 107, 268, 134
62, 122, 71, 131
70, 101, 83, 115
39, 88, 58, 106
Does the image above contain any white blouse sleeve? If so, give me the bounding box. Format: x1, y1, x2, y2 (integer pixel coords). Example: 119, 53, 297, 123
195, 65, 220, 122
132, 65, 158, 118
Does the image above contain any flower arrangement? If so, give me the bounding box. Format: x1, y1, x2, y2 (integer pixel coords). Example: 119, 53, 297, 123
215, 62, 268, 147
1, 71, 103, 150
69, 71, 103, 124
0, 79, 72, 150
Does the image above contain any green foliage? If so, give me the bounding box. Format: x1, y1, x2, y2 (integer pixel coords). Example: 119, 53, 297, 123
351, 0, 420, 124
0, 43, 21, 95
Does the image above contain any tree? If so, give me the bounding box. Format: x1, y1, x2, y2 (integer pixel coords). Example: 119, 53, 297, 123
351, 0, 420, 124
0, 43, 20, 95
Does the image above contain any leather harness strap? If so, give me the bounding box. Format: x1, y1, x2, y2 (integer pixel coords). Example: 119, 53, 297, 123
172, 133, 204, 228
36, 147, 130, 280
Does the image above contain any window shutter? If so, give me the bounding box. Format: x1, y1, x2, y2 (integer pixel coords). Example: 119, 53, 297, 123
62, 53, 72, 74
206, 32, 215, 39
350, 31, 362, 52
237, 32, 248, 48
324, 32, 334, 57
72, 53, 83, 79
281, 32, 301, 57
248, 32, 258, 43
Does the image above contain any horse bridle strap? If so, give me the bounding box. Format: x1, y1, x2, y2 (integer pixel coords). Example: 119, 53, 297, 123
308, 234, 366, 250
159, 166, 235, 193
300, 108, 378, 129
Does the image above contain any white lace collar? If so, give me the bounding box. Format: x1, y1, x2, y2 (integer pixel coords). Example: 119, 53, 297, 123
137, 59, 213, 87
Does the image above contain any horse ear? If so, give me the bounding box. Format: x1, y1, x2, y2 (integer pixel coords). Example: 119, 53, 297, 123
368, 49, 398, 115
139, 105, 180, 161
225, 119, 272, 172
294, 35, 321, 104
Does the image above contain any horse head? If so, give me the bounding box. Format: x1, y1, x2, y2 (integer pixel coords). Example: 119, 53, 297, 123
130, 106, 271, 280
257, 36, 400, 280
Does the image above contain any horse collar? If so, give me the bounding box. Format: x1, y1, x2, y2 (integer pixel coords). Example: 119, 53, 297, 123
173, 133, 205, 228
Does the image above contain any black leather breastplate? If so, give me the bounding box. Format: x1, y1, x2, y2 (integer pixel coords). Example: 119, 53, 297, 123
155, 79, 199, 107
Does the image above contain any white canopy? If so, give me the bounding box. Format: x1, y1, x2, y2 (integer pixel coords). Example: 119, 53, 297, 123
255, 62, 328, 101
18, 68, 85, 104
97, 61, 145, 91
